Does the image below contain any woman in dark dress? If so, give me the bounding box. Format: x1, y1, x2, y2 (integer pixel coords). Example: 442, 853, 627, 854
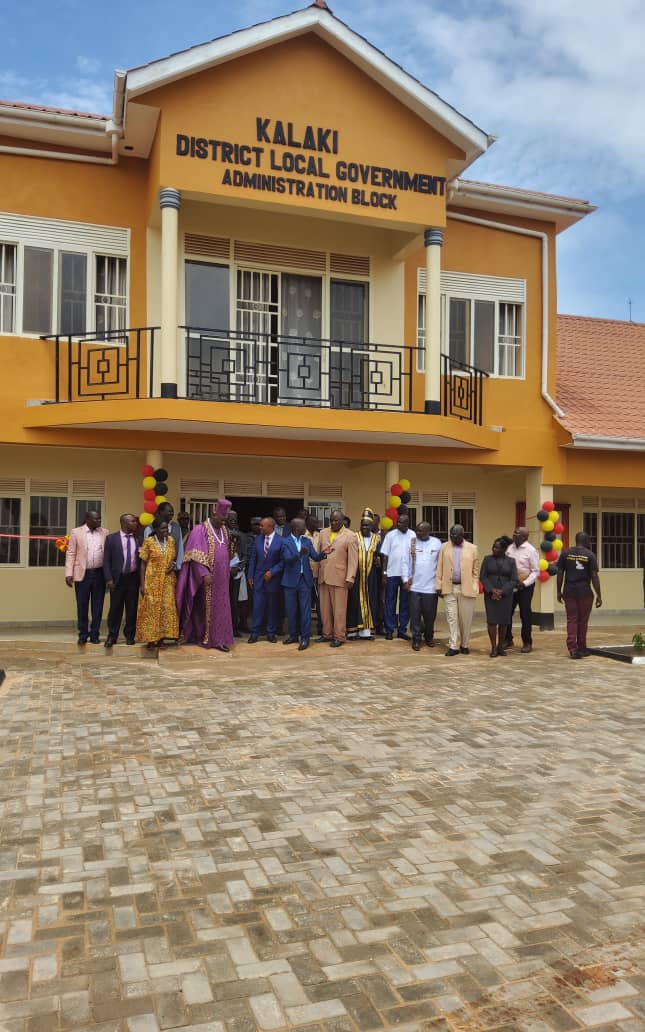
480, 538, 518, 657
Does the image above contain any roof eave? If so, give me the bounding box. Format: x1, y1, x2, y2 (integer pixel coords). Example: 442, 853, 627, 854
0, 103, 108, 135
451, 179, 596, 230
566, 433, 645, 452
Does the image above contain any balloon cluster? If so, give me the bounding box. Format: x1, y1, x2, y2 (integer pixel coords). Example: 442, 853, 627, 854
536, 499, 564, 583
55, 534, 70, 553
382, 477, 412, 531
140, 465, 169, 527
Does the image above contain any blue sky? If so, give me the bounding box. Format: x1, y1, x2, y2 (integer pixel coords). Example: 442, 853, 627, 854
2, 0, 643, 321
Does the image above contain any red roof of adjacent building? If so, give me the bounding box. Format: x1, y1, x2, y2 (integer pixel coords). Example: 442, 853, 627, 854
557, 314, 645, 439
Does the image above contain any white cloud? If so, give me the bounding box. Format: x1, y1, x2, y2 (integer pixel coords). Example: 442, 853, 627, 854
0, 64, 110, 115
76, 55, 101, 76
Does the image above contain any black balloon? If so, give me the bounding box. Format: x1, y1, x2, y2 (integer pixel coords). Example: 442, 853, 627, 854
398, 505, 408, 516
153, 468, 169, 482
537, 509, 548, 522
155, 482, 168, 495
400, 490, 411, 504
540, 539, 552, 552
545, 531, 556, 542
548, 563, 558, 575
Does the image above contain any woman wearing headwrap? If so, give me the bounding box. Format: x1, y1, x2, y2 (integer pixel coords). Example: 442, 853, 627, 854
175, 499, 234, 652
346, 508, 381, 639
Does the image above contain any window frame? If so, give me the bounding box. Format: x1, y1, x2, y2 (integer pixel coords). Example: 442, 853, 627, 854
582, 506, 645, 570
0, 485, 105, 569
0, 241, 17, 334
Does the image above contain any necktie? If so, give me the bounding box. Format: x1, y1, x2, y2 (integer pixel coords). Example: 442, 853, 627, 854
126, 534, 132, 573
264, 536, 270, 557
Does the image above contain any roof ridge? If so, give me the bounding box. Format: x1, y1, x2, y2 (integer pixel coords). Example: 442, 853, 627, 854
558, 313, 645, 328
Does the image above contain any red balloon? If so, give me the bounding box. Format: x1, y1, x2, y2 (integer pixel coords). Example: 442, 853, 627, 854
143, 500, 158, 514
390, 483, 403, 496
538, 570, 550, 583
546, 549, 558, 562
141, 464, 154, 476
542, 500, 555, 512
386, 506, 399, 522
553, 521, 564, 534
143, 488, 156, 501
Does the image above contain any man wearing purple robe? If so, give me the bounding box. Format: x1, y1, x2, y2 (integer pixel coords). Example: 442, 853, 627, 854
176, 499, 234, 652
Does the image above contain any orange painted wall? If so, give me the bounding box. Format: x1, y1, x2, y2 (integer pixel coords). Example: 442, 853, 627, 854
140, 33, 462, 229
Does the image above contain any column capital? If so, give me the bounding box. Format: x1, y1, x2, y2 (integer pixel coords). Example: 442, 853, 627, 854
424, 227, 444, 247
159, 187, 181, 211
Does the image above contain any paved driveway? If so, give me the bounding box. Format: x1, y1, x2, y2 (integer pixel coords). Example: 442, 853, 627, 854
1, 630, 645, 1031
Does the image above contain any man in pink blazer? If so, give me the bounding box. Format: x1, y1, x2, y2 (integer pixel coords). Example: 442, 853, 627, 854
64, 509, 108, 644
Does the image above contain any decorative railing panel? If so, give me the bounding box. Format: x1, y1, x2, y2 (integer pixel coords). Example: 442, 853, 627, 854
441, 353, 488, 426
44, 328, 156, 403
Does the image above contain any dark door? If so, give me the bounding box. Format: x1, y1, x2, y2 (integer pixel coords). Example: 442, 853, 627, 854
330, 280, 368, 409
185, 261, 230, 399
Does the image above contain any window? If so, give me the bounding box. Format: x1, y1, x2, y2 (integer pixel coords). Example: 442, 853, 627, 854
0, 243, 16, 333
23, 247, 54, 334
601, 512, 634, 569
59, 252, 88, 336
583, 512, 598, 557
74, 499, 102, 526
421, 503, 474, 542
453, 508, 474, 542
639, 515, 645, 569
416, 293, 426, 373
95, 255, 127, 336
29, 496, 67, 568
0, 497, 20, 564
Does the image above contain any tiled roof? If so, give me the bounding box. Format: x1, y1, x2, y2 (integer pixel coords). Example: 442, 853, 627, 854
557, 314, 645, 439
0, 98, 107, 121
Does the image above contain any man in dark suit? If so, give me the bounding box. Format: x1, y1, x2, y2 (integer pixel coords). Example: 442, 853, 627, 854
247, 517, 284, 643
103, 513, 141, 646
281, 517, 328, 650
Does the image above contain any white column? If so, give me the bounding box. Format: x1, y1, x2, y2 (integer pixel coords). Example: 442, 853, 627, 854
146, 450, 163, 471
159, 188, 181, 398
385, 461, 399, 513
526, 467, 555, 630
424, 228, 443, 415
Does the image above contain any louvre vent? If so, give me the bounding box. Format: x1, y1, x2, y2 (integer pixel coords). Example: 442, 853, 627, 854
72, 479, 105, 496
180, 479, 221, 496
223, 480, 262, 496
234, 240, 326, 271
406, 491, 420, 504
422, 491, 449, 504
31, 479, 68, 494
601, 497, 636, 510
0, 212, 129, 253
308, 484, 343, 498
266, 482, 305, 496
185, 234, 230, 259
330, 253, 370, 277
0, 477, 27, 494
417, 267, 526, 302
452, 492, 476, 505
582, 496, 599, 508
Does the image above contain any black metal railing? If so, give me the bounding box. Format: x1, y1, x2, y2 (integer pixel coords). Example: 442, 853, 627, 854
182, 326, 419, 413
44, 328, 157, 403
441, 352, 488, 426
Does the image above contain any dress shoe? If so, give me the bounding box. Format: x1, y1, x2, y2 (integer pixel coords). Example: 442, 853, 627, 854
298, 640, 309, 651
425, 639, 435, 647
125, 638, 136, 646
489, 647, 498, 658
569, 650, 582, 659
579, 648, 592, 657
89, 637, 100, 644
385, 632, 393, 640
397, 632, 411, 641
460, 647, 470, 655
104, 637, 116, 648
412, 640, 421, 651
283, 636, 298, 645
267, 635, 277, 643
77, 636, 88, 645
316, 635, 328, 643
215, 644, 230, 653
330, 639, 344, 648
445, 648, 459, 656
520, 644, 533, 654
497, 647, 507, 657
247, 635, 258, 644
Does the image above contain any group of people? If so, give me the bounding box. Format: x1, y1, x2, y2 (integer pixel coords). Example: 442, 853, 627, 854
65, 500, 602, 658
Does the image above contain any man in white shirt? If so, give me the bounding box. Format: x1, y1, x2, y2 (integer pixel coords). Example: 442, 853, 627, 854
401, 521, 442, 650
505, 526, 540, 653
380, 513, 416, 640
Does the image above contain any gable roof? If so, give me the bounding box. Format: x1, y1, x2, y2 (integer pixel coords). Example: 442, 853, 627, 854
123, 3, 490, 175
557, 314, 645, 447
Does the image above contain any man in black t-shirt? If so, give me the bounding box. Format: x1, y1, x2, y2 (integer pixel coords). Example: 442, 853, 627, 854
556, 532, 602, 658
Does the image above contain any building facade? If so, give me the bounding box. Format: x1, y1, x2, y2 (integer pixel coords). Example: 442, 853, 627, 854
1, 2, 643, 625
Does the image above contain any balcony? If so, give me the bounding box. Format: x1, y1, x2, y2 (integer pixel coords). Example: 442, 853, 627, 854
43, 326, 488, 427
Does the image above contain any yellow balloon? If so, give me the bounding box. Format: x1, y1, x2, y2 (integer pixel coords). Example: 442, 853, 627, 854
389, 495, 402, 509
155, 495, 167, 506
539, 558, 548, 571
541, 520, 554, 532
551, 511, 560, 523
139, 512, 154, 526
381, 516, 393, 530
553, 539, 563, 551
398, 478, 411, 491
142, 476, 156, 490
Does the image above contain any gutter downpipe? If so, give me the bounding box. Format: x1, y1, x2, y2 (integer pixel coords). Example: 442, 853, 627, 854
447, 206, 565, 420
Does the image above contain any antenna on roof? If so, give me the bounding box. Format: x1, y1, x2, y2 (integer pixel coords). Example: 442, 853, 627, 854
628, 298, 633, 323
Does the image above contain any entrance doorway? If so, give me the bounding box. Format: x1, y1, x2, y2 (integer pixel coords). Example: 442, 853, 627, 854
228, 496, 305, 533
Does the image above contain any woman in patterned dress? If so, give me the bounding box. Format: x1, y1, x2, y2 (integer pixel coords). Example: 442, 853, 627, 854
136, 519, 180, 648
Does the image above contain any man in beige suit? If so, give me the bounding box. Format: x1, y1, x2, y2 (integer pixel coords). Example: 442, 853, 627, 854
435, 524, 479, 656
64, 509, 108, 644
318, 510, 358, 648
